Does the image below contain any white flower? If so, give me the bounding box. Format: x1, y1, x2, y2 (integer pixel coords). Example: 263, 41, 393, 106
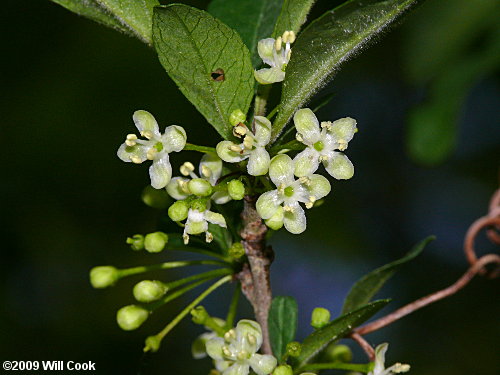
293, 108, 356, 180
192, 317, 226, 360
166, 153, 231, 204
217, 116, 271, 176
254, 31, 295, 84
117, 110, 186, 189
369, 343, 410, 375
206, 320, 277, 375
256, 154, 331, 234
183, 206, 227, 245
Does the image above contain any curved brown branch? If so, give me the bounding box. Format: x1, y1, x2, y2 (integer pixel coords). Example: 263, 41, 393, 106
350, 332, 375, 360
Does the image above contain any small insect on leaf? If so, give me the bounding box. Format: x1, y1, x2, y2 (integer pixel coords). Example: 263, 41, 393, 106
211, 68, 225, 81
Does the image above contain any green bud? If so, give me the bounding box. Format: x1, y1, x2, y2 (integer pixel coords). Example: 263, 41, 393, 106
144, 232, 168, 253
168, 201, 189, 222
116, 305, 149, 331
141, 185, 171, 209
126, 234, 144, 251
286, 341, 302, 357
323, 344, 353, 363
144, 335, 161, 352
188, 178, 213, 197
190, 198, 208, 212
89, 266, 119, 288
273, 365, 293, 375
265, 207, 284, 231
228, 179, 245, 200
229, 109, 246, 126
229, 242, 245, 259
311, 307, 331, 329
191, 305, 209, 325
133, 280, 168, 303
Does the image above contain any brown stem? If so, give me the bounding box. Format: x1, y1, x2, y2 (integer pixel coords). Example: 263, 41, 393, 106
237, 196, 274, 355
350, 332, 375, 360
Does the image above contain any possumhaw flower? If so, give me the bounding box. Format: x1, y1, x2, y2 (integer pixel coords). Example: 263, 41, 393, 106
117, 110, 186, 189
217, 116, 272, 176
256, 154, 331, 234
183, 205, 227, 245
293, 108, 356, 179
206, 320, 277, 375
369, 343, 410, 375
254, 31, 296, 84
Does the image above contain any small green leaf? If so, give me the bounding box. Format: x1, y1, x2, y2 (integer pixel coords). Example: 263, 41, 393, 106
153, 5, 254, 140
208, 223, 232, 252
272, 0, 423, 141
208, 0, 284, 66
272, 0, 317, 38
268, 296, 298, 360
293, 300, 390, 373
341, 236, 434, 315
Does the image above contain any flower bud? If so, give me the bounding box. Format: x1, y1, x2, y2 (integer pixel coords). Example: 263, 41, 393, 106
311, 307, 331, 329
229, 242, 245, 260
133, 280, 168, 303
141, 185, 171, 209
286, 341, 302, 357
89, 266, 119, 288
188, 178, 213, 197
228, 179, 245, 200
116, 305, 149, 331
144, 335, 161, 353
168, 201, 189, 222
326, 344, 353, 363
190, 198, 208, 212
144, 232, 169, 253
273, 365, 293, 375
191, 305, 209, 325
126, 234, 144, 251
229, 109, 246, 126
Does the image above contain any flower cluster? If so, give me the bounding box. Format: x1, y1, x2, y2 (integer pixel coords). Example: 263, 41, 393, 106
369, 343, 411, 375
255, 31, 296, 84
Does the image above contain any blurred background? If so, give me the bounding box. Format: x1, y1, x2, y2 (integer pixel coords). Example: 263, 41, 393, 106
1, 0, 499, 374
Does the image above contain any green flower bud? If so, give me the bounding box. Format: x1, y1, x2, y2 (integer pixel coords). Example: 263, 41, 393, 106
323, 344, 353, 363
286, 341, 302, 357
168, 201, 189, 222
190, 198, 208, 212
141, 185, 171, 209
229, 242, 245, 260
229, 109, 246, 126
144, 232, 168, 253
89, 266, 119, 288
116, 305, 149, 331
188, 178, 213, 197
126, 234, 144, 251
144, 335, 161, 352
191, 305, 209, 325
311, 307, 331, 329
273, 365, 293, 375
133, 280, 168, 303
228, 179, 245, 200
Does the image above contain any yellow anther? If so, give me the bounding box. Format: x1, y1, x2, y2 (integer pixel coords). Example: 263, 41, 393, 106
243, 135, 254, 150
296, 133, 304, 142
224, 329, 236, 342
126, 134, 138, 141
337, 139, 348, 151
141, 130, 153, 140
130, 156, 142, 164
393, 364, 411, 373
147, 148, 157, 160
275, 36, 282, 51
178, 179, 191, 194
278, 184, 286, 195
180, 161, 195, 176
286, 49, 292, 61
125, 139, 136, 147
298, 176, 311, 186
222, 346, 232, 357
247, 334, 256, 345
182, 234, 190, 245
201, 165, 212, 178
233, 124, 247, 138
321, 121, 333, 130
287, 31, 296, 44
319, 155, 328, 162
283, 205, 295, 213
205, 232, 213, 243
305, 196, 316, 209
236, 351, 248, 361
229, 145, 242, 153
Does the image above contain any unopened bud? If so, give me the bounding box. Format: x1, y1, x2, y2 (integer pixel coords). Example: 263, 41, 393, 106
286, 341, 302, 357
168, 201, 189, 222
228, 179, 245, 200
323, 344, 353, 363
188, 178, 213, 197
144, 232, 168, 253
311, 307, 331, 329
89, 266, 119, 288
141, 185, 170, 209
133, 280, 168, 302
229, 242, 245, 259
191, 305, 209, 325
116, 305, 149, 331
190, 198, 208, 212
273, 365, 293, 375
229, 109, 247, 127
126, 234, 144, 251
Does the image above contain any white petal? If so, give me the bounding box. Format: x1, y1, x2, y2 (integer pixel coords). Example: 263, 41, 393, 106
133, 110, 160, 137
216, 360, 232, 372
199, 152, 223, 185
204, 211, 227, 228
329, 117, 357, 143
308, 174, 331, 199
265, 206, 284, 230
191, 332, 214, 359
205, 337, 225, 361
247, 147, 270, 176
254, 67, 285, 85
294, 108, 320, 144
117, 143, 148, 163
269, 154, 295, 187
162, 125, 186, 153
212, 191, 232, 205
248, 353, 277, 375
293, 147, 320, 177
372, 343, 389, 375
253, 116, 271, 146
166, 177, 190, 200
257, 38, 276, 66
256, 190, 281, 220
223, 363, 250, 375
323, 151, 354, 180
149, 152, 172, 189
283, 203, 306, 234
235, 320, 263, 353
216, 141, 248, 163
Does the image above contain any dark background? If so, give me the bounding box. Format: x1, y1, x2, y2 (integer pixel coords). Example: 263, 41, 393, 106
1, 0, 499, 374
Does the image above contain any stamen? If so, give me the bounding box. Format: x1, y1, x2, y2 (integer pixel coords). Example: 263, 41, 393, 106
283, 205, 295, 213
182, 234, 189, 245
236, 351, 248, 361
178, 179, 191, 194
125, 134, 137, 146
321, 121, 332, 130
287, 31, 296, 44
243, 135, 254, 150
222, 346, 232, 357
390, 363, 411, 373
298, 176, 311, 186
201, 165, 212, 178
125, 139, 136, 147
180, 162, 195, 176
141, 130, 153, 140
247, 334, 256, 345
229, 145, 242, 153
319, 155, 328, 162
233, 123, 247, 138
274, 36, 282, 51
305, 196, 316, 209
224, 329, 236, 342
205, 232, 213, 243
278, 184, 286, 195
130, 156, 142, 164
296, 133, 304, 142
146, 148, 157, 160
337, 139, 348, 151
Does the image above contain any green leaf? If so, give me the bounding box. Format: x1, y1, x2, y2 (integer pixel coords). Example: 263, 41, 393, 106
208, 223, 232, 252
272, 0, 317, 38
272, 0, 423, 141
268, 296, 298, 360
208, 0, 284, 66
153, 5, 254, 140
341, 236, 434, 315
293, 300, 389, 373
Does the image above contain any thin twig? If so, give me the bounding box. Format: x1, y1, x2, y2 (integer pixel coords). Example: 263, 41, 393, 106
350, 332, 375, 360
